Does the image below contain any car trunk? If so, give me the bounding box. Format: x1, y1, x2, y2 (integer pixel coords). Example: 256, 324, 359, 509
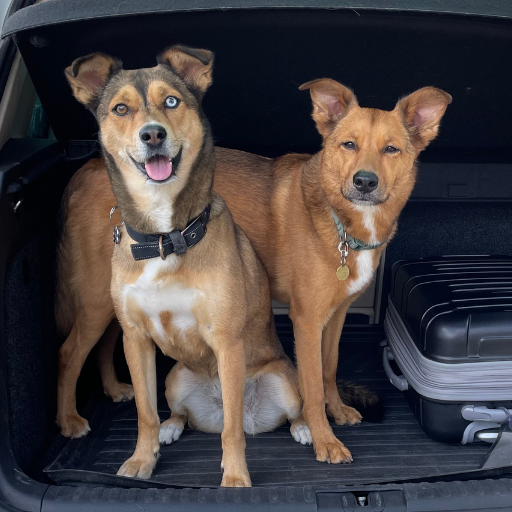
1, 2, 512, 511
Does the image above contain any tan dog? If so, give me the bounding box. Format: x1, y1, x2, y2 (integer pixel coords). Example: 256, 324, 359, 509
213, 79, 451, 463
61, 46, 311, 486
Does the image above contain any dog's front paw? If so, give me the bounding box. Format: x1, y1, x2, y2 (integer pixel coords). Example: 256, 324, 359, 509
117, 454, 157, 479
105, 382, 134, 403
220, 456, 251, 487
327, 403, 362, 426
221, 472, 252, 487
314, 436, 353, 464
57, 413, 91, 439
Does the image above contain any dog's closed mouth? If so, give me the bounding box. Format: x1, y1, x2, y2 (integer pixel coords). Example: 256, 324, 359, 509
342, 191, 389, 206
131, 148, 182, 183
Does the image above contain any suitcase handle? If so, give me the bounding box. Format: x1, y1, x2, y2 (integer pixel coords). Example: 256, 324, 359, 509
382, 347, 409, 391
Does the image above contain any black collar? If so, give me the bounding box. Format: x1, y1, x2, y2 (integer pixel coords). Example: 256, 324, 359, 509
124, 204, 210, 261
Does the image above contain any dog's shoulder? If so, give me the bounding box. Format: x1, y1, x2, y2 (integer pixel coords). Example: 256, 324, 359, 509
273, 152, 311, 178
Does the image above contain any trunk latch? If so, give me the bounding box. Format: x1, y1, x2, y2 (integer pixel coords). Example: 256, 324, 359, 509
317, 490, 406, 511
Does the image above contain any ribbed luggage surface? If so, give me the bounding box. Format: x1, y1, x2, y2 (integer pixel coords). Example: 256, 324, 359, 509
391, 256, 512, 363
45, 334, 492, 488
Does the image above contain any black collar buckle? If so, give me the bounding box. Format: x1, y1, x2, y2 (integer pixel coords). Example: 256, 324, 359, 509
121, 204, 211, 262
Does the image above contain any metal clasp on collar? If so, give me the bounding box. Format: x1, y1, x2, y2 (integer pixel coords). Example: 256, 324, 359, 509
109, 206, 124, 244
337, 231, 349, 267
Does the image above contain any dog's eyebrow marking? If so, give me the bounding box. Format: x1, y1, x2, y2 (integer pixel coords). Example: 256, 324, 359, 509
107, 85, 140, 111
147, 81, 182, 106
132, 70, 149, 109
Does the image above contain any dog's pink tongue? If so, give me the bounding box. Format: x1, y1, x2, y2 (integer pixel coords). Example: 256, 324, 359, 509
145, 155, 172, 181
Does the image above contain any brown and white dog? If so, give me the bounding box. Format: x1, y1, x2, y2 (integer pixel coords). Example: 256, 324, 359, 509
61, 46, 311, 486
214, 79, 451, 463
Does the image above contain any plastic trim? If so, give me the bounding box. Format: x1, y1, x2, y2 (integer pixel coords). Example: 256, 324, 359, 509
0, 149, 53, 511
0, 5, 55, 509
40, 479, 512, 511
4, 0, 512, 39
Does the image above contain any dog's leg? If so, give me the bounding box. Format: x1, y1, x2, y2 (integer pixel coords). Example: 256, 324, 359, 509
257, 359, 312, 445
96, 320, 134, 403
159, 363, 189, 444
290, 308, 352, 464
279, 367, 312, 446
274, 364, 312, 446
162, 362, 226, 435
117, 332, 159, 480
322, 304, 362, 426
57, 316, 111, 438
215, 338, 251, 487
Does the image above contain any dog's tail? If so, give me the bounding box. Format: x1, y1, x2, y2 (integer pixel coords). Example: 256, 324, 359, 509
337, 380, 384, 422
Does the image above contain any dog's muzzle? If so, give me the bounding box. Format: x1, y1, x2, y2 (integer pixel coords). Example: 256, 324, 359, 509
130, 147, 182, 183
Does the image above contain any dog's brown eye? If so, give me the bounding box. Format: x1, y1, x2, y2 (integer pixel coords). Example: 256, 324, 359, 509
384, 145, 399, 154
113, 104, 129, 115
341, 141, 356, 150
165, 96, 180, 109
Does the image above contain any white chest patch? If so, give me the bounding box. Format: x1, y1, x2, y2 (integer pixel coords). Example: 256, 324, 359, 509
141, 181, 176, 233
123, 258, 203, 341
347, 250, 375, 296
353, 204, 378, 245
148, 201, 174, 233
345, 204, 378, 296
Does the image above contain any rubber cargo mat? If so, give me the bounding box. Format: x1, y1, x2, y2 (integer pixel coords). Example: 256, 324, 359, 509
45, 337, 491, 488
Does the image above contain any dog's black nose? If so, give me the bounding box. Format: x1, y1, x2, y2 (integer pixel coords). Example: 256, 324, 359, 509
353, 170, 379, 193
139, 124, 167, 146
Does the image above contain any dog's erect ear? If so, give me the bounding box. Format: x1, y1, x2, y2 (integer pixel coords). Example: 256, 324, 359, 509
395, 87, 452, 149
65, 53, 121, 109
158, 46, 214, 94
299, 79, 357, 138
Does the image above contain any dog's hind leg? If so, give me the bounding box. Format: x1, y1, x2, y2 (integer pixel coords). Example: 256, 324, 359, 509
277, 365, 312, 446
289, 414, 313, 445
249, 359, 312, 445
160, 362, 224, 440
159, 363, 191, 445
96, 320, 134, 403
159, 411, 188, 445
57, 310, 113, 438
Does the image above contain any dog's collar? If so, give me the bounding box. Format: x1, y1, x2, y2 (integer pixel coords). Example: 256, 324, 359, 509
123, 205, 211, 261
330, 208, 387, 251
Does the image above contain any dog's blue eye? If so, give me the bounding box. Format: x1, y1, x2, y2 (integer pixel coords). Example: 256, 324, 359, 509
165, 96, 180, 109
384, 145, 399, 154
341, 141, 356, 150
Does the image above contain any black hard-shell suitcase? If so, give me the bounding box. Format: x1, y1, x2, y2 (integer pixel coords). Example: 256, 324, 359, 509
384, 256, 512, 443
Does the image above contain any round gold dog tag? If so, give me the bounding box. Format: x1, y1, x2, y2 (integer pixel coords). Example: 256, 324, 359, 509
336, 265, 350, 281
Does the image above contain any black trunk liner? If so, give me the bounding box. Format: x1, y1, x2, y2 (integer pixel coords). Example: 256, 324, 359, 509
45, 335, 491, 488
